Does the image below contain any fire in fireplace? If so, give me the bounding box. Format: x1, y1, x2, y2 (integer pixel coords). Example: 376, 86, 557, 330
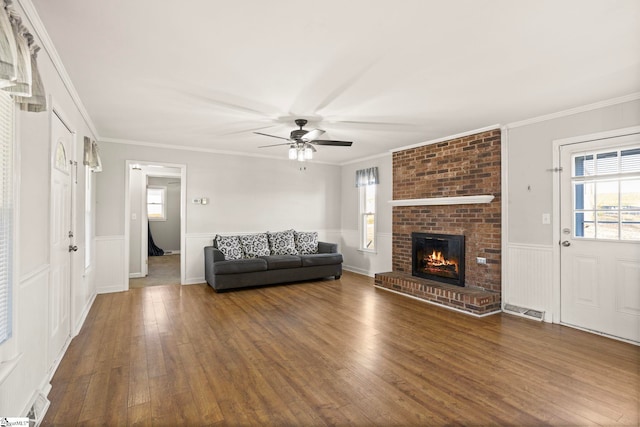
412, 232, 465, 287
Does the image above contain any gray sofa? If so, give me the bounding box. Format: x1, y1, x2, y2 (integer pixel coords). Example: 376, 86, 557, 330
204, 231, 342, 291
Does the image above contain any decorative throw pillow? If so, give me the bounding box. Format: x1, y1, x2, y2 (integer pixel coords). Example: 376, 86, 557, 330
267, 229, 298, 255
240, 233, 270, 258
214, 235, 243, 260
295, 231, 318, 254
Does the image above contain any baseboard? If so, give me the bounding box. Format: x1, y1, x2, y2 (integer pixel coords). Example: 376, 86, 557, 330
97, 284, 125, 294
74, 292, 97, 336
129, 272, 144, 279
184, 277, 206, 285
343, 265, 375, 277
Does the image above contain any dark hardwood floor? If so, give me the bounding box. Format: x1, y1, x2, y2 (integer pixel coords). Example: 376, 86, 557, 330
43, 272, 639, 426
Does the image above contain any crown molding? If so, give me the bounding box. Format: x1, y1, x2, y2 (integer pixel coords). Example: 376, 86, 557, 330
389, 124, 502, 153
505, 92, 640, 129
339, 151, 391, 166
17, 0, 100, 139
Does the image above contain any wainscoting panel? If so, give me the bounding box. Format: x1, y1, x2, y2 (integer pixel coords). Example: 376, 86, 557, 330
184, 233, 216, 285
95, 236, 126, 293
0, 265, 50, 415
341, 229, 392, 277
504, 243, 554, 321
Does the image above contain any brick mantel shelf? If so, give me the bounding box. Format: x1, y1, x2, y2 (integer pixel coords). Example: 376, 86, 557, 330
389, 195, 494, 207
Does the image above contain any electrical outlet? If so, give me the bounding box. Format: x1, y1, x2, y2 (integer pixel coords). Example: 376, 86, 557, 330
476, 257, 487, 264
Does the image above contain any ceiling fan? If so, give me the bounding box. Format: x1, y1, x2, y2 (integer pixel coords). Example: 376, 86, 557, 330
255, 119, 352, 161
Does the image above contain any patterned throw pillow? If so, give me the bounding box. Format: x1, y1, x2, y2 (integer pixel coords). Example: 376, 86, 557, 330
295, 231, 318, 254
214, 235, 243, 260
267, 230, 298, 255
240, 233, 270, 258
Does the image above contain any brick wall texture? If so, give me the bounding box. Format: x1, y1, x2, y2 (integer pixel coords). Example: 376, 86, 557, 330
392, 129, 502, 292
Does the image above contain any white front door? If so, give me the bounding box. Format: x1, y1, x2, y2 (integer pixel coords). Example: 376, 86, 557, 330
559, 132, 640, 343
49, 113, 74, 369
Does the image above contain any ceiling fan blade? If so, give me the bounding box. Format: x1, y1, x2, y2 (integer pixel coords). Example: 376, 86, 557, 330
311, 140, 353, 147
254, 132, 291, 141
304, 143, 317, 152
301, 128, 325, 142
258, 142, 292, 148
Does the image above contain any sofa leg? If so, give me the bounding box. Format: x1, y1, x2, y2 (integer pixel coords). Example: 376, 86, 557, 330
335, 275, 341, 280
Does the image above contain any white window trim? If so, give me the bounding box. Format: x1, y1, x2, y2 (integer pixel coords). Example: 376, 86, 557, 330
147, 185, 167, 221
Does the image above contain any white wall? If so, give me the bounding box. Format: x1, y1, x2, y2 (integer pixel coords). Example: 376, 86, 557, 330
503, 97, 640, 319
95, 143, 342, 288
0, 1, 98, 416
128, 168, 144, 276
339, 154, 393, 276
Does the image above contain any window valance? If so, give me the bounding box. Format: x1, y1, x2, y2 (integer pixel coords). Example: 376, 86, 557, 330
83, 136, 102, 172
0, 0, 46, 112
355, 167, 379, 187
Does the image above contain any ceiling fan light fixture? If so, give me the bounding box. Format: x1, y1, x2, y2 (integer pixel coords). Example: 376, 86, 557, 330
288, 145, 297, 160
304, 146, 313, 160
296, 149, 305, 162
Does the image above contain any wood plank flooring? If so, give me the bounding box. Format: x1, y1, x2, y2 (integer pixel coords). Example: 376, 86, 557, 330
43, 272, 640, 426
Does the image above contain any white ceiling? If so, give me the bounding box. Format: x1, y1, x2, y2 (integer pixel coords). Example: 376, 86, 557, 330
29, 0, 640, 164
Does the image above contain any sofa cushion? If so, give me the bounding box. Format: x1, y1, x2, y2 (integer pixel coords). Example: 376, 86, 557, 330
295, 231, 318, 254
267, 230, 298, 255
214, 235, 243, 260
240, 233, 270, 258
299, 253, 343, 267
259, 255, 302, 270
213, 258, 268, 274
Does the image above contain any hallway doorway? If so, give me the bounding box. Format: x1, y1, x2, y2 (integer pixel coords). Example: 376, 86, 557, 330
125, 161, 186, 289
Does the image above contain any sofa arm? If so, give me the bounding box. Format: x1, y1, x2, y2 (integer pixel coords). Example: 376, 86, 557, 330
204, 246, 225, 287
207, 246, 226, 262
318, 241, 338, 254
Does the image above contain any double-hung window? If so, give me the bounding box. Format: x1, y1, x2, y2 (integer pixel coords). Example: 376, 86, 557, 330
147, 186, 167, 221
356, 167, 379, 252
360, 184, 377, 251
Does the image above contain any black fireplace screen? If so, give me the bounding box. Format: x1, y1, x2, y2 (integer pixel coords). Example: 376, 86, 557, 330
412, 232, 465, 287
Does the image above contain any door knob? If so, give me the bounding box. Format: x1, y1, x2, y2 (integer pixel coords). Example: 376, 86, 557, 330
68, 245, 78, 252
561, 241, 571, 247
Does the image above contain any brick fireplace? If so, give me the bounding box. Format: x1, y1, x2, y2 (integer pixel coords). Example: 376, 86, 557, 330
375, 129, 502, 315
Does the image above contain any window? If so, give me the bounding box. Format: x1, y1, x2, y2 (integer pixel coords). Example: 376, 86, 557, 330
356, 167, 379, 252
84, 166, 92, 269
359, 184, 377, 251
0, 91, 14, 345
573, 147, 640, 241
147, 186, 167, 221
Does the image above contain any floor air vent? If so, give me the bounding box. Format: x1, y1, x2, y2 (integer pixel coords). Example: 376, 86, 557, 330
504, 304, 545, 321
27, 392, 50, 427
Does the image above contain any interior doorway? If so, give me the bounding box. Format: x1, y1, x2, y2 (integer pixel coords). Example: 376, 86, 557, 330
125, 161, 186, 289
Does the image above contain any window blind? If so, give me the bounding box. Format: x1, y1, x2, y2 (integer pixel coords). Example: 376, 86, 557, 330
0, 90, 13, 344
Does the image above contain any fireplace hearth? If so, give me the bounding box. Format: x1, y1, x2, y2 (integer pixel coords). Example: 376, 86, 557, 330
412, 232, 465, 287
